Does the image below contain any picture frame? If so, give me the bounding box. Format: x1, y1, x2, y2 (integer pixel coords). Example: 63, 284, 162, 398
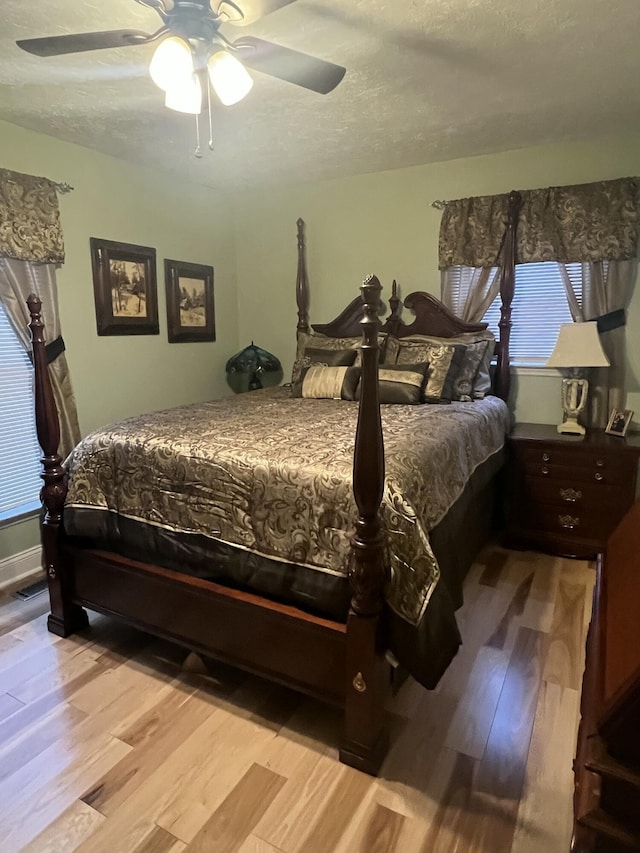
165, 259, 215, 343
605, 408, 634, 437
90, 238, 158, 336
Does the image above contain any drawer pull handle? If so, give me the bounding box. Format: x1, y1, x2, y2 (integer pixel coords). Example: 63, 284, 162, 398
559, 514, 580, 530
560, 488, 582, 502
596, 459, 605, 467
542, 452, 550, 462
541, 466, 549, 475
595, 472, 604, 482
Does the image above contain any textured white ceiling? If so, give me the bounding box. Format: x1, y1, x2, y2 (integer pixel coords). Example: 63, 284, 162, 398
0, 0, 639, 191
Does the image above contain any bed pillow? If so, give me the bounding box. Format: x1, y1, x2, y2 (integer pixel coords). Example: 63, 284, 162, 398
385, 336, 467, 401
297, 365, 361, 400
386, 331, 495, 400
291, 348, 357, 396
355, 363, 430, 405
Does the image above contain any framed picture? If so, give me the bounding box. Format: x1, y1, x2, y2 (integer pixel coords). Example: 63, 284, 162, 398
165, 259, 215, 343
90, 238, 158, 336
605, 408, 634, 437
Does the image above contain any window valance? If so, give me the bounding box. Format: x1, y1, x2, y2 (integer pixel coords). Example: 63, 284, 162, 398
0, 168, 65, 264
438, 177, 640, 269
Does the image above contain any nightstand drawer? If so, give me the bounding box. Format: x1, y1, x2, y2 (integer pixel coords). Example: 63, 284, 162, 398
515, 461, 632, 487
515, 446, 630, 475
520, 477, 626, 509
515, 503, 621, 541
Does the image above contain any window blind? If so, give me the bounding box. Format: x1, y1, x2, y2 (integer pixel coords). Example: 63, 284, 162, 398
481, 262, 583, 366
0, 302, 42, 522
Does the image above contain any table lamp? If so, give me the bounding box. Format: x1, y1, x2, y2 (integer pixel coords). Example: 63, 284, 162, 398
226, 342, 282, 393
546, 321, 610, 435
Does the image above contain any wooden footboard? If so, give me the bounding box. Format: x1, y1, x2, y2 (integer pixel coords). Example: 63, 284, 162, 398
27, 272, 391, 775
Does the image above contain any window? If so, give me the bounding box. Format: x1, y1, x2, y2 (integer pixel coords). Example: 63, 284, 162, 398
481, 262, 583, 366
0, 302, 42, 523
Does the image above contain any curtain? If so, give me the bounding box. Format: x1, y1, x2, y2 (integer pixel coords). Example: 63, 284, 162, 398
441, 265, 501, 323
0, 257, 80, 459
0, 168, 65, 263
439, 177, 639, 269
558, 260, 637, 427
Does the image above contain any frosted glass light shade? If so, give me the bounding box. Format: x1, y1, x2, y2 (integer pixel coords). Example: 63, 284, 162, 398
149, 37, 194, 92
546, 322, 610, 369
164, 74, 202, 114
207, 51, 253, 106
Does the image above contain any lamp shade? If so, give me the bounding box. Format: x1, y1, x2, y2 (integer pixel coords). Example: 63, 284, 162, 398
149, 37, 194, 92
208, 51, 253, 106
546, 322, 610, 369
226, 342, 282, 392
164, 74, 203, 114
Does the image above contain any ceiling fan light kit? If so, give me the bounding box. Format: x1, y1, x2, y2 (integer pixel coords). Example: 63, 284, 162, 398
149, 34, 254, 112
16, 0, 346, 156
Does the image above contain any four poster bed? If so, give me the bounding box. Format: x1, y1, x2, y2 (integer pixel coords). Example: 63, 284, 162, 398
29, 192, 520, 775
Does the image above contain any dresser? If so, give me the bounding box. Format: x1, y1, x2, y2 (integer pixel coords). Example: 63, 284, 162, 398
572, 500, 640, 852
505, 423, 640, 559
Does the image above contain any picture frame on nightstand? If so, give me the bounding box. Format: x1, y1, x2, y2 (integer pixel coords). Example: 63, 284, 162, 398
605, 408, 633, 437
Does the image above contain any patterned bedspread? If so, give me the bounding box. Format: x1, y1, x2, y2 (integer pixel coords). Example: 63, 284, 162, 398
64, 388, 509, 626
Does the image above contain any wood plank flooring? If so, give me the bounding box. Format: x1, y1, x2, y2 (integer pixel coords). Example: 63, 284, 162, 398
0, 545, 592, 853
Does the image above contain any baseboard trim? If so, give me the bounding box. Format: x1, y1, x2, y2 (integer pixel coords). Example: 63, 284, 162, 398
0, 545, 43, 591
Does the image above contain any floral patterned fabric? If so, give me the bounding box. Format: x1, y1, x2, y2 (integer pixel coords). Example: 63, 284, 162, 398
0, 169, 65, 263
64, 388, 509, 626
439, 177, 640, 269
385, 336, 466, 401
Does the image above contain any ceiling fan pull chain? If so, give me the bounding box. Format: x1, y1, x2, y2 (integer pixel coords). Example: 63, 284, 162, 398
194, 113, 203, 159
207, 78, 215, 151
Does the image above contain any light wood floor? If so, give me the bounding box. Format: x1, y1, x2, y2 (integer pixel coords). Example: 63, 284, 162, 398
0, 545, 593, 853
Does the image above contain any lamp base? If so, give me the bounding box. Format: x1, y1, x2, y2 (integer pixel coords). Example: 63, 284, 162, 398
557, 415, 586, 436
558, 375, 589, 437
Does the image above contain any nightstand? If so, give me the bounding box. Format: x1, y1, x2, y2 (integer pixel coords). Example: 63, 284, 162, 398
505, 423, 640, 558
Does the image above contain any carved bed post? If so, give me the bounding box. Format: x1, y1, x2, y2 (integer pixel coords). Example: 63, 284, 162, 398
495, 190, 521, 402
340, 274, 391, 775
27, 295, 88, 637
296, 217, 310, 335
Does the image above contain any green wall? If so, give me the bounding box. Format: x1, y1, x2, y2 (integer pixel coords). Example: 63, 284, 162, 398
3, 125, 640, 562
0, 119, 238, 558
231, 134, 640, 427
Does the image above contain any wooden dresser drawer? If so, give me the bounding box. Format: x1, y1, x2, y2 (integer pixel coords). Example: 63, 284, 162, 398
514, 460, 630, 487
519, 477, 626, 510
514, 502, 624, 542
515, 444, 625, 468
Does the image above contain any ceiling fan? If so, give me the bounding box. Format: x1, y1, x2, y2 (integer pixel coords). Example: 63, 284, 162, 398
16, 0, 346, 151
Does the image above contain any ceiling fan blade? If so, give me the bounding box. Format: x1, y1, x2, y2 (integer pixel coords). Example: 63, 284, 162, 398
233, 37, 345, 94
16, 30, 154, 58
218, 0, 297, 26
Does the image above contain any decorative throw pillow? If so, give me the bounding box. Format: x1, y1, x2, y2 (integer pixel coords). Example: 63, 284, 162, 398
472, 337, 496, 398
291, 348, 357, 396
293, 331, 388, 383
298, 365, 361, 400
386, 331, 495, 400
451, 339, 492, 401
385, 336, 466, 401
355, 363, 430, 405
